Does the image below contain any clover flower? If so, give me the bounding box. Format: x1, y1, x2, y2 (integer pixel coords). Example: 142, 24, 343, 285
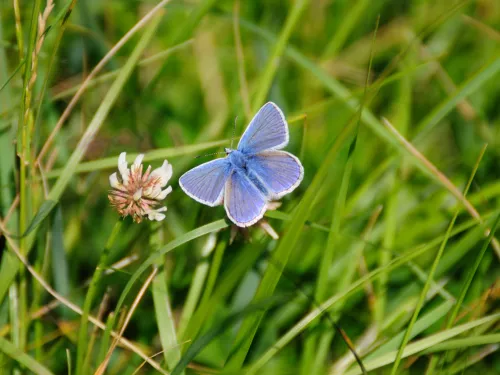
108, 152, 172, 223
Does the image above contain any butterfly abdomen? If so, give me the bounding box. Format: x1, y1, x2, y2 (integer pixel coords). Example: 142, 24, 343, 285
246, 171, 270, 197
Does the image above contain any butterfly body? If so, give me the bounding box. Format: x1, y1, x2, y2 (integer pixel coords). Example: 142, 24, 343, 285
180, 102, 304, 227
226, 149, 247, 170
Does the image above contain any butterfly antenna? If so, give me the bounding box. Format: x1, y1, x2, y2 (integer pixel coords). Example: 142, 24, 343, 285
194, 151, 226, 159
230, 116, 238, 149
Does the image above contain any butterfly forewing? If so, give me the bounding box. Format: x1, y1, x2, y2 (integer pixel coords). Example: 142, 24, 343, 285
224, 170, 267, 227
246, 150, 304, 200
237, 102, 289, 154
179, 159, 233, 206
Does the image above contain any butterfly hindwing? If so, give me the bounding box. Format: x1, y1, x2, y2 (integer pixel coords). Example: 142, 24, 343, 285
237, 102, 289, 154
246, 150, 304, 200
179, 158, 233, 206
224, 170, 267, 227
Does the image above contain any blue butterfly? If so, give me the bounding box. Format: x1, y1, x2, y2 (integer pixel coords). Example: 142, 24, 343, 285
179, 102, 304, 227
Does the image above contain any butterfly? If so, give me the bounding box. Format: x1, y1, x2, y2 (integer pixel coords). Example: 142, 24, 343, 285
179, 102, 304, 227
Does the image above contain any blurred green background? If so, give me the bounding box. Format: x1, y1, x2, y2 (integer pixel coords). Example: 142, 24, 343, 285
0, 0, 499, 374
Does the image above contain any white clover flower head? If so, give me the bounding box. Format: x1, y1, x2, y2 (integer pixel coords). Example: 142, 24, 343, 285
108, 152, 173, 223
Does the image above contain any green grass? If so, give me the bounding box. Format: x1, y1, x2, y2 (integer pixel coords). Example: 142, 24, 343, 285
0, 0, 500, 374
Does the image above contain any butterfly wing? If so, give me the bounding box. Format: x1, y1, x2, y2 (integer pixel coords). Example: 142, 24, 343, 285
246, 150, 304, 200
238, 102, 289, 154
179, 158, 233, 206
224, 170, 267, 227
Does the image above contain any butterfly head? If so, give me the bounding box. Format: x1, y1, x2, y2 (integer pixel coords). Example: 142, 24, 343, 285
224, 148, 233, 155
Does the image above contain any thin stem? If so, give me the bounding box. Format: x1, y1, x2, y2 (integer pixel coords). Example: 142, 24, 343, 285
17, 0, 43, 360
95, 267, 158, 375
13, 0, 24, 62
75, 220, 123, 375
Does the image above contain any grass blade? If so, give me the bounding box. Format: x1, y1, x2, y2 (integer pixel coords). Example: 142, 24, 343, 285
227, 113, 362, 369
143, 0, 219, 94
244, 213, 498, 373
32, 0, 77, 142
177, 233, 217, 339
251, 0, 310, 111
0, 60, 24, 93
233, 18, 500, 256
46, 16, 162, 202
423, 334, 500, 354
413, 54, 500, 142
104, 219, 228, 352
431, 212, 500, 372
308, 17, 379, 374
344, 312, 500, 375
365, 300, 454, 361
51, 40, 192, 101
0, 337, 54, 375
322, 0, 371, 58
0, 9, 164, 307
390, 145, 487, 374
25, 201, 57, 238
45, 140, 229, 178
152, 269, 182, 371
172, 295, 289, 375
180, 238, 264, 345
75, 220, 122, 375
50, 205, 70, 317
